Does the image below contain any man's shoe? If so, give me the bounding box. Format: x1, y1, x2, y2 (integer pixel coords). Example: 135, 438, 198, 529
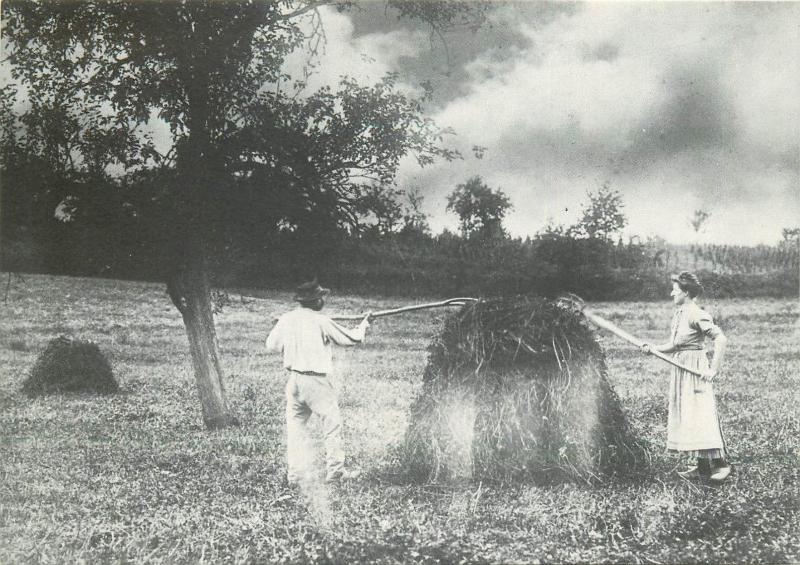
709, 465, 732, 483
325, 468, 361, 483
677, 466, 702, 479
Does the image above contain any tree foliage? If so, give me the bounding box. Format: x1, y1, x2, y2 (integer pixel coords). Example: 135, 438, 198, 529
689, 208, 712, 235
227, 72, 459, 236
446, 175, 512, 240
400, 186, 431, 238
2, 2, 458, 247
571, 182, 627, 241
780, 227, 799, 249
354, 185, 404, 236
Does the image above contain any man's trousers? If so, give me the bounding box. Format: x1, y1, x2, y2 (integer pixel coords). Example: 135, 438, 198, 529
285, 371, 345, 481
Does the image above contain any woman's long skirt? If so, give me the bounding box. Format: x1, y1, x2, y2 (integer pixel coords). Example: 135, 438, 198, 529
667, 350, 726, 455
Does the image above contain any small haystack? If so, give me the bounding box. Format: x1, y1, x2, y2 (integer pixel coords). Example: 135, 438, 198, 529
22, 336, 118, 396
398, 296, 647, 484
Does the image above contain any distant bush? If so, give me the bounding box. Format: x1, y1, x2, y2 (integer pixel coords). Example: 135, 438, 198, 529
22, 336, 118, 396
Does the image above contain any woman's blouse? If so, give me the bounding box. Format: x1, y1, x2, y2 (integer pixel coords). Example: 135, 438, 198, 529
670, 301, 723, 351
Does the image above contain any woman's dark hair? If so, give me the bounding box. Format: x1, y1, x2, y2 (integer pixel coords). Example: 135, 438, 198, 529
671, 271, 703, 298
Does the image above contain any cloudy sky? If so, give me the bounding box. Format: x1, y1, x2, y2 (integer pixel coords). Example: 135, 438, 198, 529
296, 1, 799, 244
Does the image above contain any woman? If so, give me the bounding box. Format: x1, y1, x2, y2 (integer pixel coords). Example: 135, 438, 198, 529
642, 271, 731, 482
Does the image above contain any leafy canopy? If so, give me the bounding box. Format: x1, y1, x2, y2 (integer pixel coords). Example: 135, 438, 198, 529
446, 175, 512, 239
572, 182, 627, 241
2, 0, 463, 240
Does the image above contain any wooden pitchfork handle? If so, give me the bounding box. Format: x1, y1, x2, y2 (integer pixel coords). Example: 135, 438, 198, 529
583, 310, 704, 377
329, 297, 478, 321
558, 294, 704, 377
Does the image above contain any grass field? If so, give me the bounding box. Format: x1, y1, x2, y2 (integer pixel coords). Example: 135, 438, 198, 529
1, 273, 798, 564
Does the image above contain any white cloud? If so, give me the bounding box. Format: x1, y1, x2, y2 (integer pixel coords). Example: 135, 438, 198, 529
394, 2, 799, 244
282, 6, 426, 95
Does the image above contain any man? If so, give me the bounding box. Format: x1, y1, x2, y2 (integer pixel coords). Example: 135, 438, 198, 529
266, 280, 371, 484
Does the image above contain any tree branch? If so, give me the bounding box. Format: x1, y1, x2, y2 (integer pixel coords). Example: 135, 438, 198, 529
276, 0, 332, 22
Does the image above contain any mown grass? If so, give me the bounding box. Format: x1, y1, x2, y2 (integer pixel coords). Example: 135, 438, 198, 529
0, 273, 798, 564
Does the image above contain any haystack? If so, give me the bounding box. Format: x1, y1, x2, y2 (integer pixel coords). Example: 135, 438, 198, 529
22, 336, 118, 396
398, 296, 647, 484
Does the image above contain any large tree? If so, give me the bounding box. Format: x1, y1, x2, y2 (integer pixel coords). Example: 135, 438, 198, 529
446, 175, 512, 240
571, 182, 627, 241
2, 0, 486, 428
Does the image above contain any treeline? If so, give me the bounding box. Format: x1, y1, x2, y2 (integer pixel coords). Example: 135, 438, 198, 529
4, 215, 796, 300
666, 243, 799, 274
222, 233, 798, 300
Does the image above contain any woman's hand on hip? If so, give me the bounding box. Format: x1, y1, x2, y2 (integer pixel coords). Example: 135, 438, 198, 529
700, 368, 718, 381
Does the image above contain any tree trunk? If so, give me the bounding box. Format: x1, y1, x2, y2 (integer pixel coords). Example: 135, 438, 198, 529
167, 250, 238, 429
169, 79, 237, 429
165, 8, 244, 430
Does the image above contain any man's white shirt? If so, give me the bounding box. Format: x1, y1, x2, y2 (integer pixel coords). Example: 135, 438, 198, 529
266, 308, 366, 374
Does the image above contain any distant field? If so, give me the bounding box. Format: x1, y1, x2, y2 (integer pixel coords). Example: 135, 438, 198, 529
0, 273, 798, 564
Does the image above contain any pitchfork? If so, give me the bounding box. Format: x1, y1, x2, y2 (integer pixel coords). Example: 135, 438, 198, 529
329, 297, 478, 321
557, 293, 704, 377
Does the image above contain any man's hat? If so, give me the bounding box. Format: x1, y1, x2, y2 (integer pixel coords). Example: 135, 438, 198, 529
294, 280, 330, 303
